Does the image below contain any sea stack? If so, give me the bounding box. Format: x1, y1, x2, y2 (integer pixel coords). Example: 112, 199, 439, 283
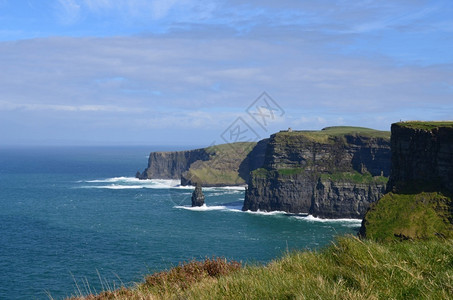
191, 183, 205, 207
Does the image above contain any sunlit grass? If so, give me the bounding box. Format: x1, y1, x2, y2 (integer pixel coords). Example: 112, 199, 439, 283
68, 237, 453, 300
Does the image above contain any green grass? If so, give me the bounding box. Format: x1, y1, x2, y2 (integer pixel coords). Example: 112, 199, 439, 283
250, 167, 270, 178
185, 142, 256, 185
205, 142, 256, 156
251, 167, 306, 178
69, 237, 453, 300
397, 121, 453, 130
185, 168, 245, 185
321, 171, 389, 185
277, 167, 305, 176
363, 192, 453, 242
276, 126, 390, 143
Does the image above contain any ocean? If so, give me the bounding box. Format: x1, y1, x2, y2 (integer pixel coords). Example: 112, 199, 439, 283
0, 146, 361, 299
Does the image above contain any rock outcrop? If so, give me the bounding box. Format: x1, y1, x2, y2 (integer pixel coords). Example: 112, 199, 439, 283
360, 121, 453, 241
191, 184, 205, 207
137, 142, 267, 187
387, 122, 453, 194
243, 127, 391, 218
137, 148, 209, 180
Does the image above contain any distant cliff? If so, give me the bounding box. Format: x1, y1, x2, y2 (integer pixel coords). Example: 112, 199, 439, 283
137, 148, 210, 179
360, 122, 453, 241
243, 127, 391, 218
137, 141, 267, 186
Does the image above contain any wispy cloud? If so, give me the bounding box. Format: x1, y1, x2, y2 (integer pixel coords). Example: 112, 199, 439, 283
56, 0, 81, 24
0, 101, 145, 113
0, 0, 452, 145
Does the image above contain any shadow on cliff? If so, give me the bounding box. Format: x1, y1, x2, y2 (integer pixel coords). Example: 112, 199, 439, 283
238, 139, 269, 183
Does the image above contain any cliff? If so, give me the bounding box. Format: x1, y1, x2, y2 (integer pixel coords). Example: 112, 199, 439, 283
360, 121, 453, 241
137, 148, 210, 179
387, 122, 453, 194
137, 142, 267, 186
243, 127, 391, 218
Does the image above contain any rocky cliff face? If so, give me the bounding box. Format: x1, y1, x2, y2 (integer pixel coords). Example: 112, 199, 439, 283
387, 123, 453, 194
312, 179, 386, 218
137, 148, 210, 180
243, 127, 391, 218
359, 122, 453, 241
137, 141, 268, 186
191, 184, 205, 207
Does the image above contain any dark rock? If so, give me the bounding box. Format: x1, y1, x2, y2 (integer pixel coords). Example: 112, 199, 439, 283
138, 149, 210, 180
312, 178, 386, 219
360, 122, 453, 239
138, 142, 268, 186
386, 123, 453, 194
191, 183, 205, 207
243, 129, 391, 218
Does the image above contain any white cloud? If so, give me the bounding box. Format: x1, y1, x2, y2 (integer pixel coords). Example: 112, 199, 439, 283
0, 101, 145, 113
150, 0, 180, 19
56, 0, 82, 24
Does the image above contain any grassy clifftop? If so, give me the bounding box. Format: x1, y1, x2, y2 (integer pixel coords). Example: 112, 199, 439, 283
275, 126, 390, 143
182, 142, 256, 186
397, 121, 453, 130
70, 237, 453, 299
362, 192, 453, 242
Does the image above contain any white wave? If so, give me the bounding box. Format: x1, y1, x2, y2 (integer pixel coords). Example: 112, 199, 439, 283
146, 179, 194, 189
242, 209, 287, 216
79, 178, 195, 190
84, 176, 140, 183
206, 191, 242, 197
204, 186, 246, 191
83, 185, 145, 189
80, 177, 247, 192
218, 185, 246, 191
294, 215, 362, 223
174, 204, 228, 211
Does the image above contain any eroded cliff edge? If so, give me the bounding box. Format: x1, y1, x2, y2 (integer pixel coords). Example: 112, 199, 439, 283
360, 122, 453, 241
137, 140, 268, 186
243, 127, 391, 218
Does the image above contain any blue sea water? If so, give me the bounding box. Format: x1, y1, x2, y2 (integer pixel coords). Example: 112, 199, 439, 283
0, 146, 361, 299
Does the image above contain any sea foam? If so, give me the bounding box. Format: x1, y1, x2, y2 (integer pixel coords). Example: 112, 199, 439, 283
174, 204, 228, 211
294, 215, 362, 223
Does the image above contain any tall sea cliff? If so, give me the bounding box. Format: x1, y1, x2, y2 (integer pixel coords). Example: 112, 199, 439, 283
243, 127, 391, 218
360, 121, 453, 240
137, 126, 391, 218
137, 141, 267, 186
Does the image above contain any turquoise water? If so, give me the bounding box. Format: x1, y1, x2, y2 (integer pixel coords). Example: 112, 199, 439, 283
0, 147, 361, 299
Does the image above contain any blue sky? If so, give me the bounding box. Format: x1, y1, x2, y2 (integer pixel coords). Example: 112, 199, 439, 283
0, 0, 452, 146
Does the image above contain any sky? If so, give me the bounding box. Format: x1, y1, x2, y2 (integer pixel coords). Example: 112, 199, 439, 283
0, 0, 452, 146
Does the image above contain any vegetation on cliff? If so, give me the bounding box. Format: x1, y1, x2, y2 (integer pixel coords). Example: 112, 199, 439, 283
244, 126, 391, 217
275, 126, 390, 143
320, 171, 388, 185
69, 237, 453, 300
397, 121, 453, 130
360, 121, 453, 241
361, 192, 453, 242
181, 142, 257, 186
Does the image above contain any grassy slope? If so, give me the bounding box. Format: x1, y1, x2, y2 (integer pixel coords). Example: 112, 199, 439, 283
185, 142, 256, 185
71, 237, 453, 300
363, 192, 453, 242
